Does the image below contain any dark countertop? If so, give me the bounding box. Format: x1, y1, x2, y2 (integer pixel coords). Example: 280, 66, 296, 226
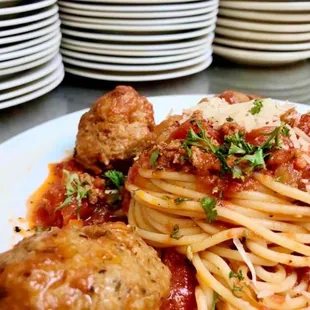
1, 57, 310, 144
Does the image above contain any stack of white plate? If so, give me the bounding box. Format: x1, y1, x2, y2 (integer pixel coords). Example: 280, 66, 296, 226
59, 0, 218, 81
213, 1, 310, 66
0, 0, 63, 109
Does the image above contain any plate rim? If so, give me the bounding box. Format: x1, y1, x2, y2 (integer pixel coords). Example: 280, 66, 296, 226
0, 0, 57, 15
0, 4, 58, 28
58, 0, 218, 12
58, 4, 217, 18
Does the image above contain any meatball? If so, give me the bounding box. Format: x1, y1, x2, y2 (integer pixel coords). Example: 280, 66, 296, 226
218, 90, 261, 104
75, 86, 155, 174
0, 222, 171, 310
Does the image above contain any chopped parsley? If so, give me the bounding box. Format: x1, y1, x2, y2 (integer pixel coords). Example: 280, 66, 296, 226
229, 270, 244, 281
34, 226, 51, 233
232, 285, 243, 292
55, 170, 91, 219
149, 149, 160, 167
174, 197, 189, 205
282, 125, 290, 137
226, 116, 234, 122
104, 170, 124, 190
211, 292, 219, 310
170, 225, 183, 240
200, 197, 217, 223
249, 99, 263, 115
275, 176, 283, 182
181, 120, 289, 180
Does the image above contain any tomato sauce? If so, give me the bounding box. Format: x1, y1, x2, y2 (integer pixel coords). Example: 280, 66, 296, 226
161, 249, 197, 310
28, 158, 114, 228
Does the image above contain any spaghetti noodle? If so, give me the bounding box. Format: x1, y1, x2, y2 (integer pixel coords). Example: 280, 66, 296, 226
126, 96, 310, 310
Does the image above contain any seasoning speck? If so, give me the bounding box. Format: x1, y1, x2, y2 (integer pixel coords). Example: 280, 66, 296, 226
14, 226, 21, 233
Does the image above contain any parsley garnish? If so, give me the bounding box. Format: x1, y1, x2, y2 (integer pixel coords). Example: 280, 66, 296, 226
182, 120, 289, 180
150, 149, 160, 167
200, 197, 217, 223
232, 285, 243, 292
55, 170, 91, 219
170, 225, 183, 240
104, 170, 124, 190
229, 270, 244, 281
174, 197, 189, 205
275, 176, 282, 182
282, 125, 290, 137
249, 99, 263, 115
211, 292, 219, 310
226, 116, 234, 122
34, 226, 51, 233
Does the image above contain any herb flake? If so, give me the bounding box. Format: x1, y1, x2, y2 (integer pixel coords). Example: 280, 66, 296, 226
174, 197, 189, 205
55, 170, 91, 219
200, 197, 217, 223
149, 149, 160, 167
249, 99, 263, 115
170, 225, 183, 240
229, 270, 244, 281
211, 292, 219, 310
104, 170, 124, 190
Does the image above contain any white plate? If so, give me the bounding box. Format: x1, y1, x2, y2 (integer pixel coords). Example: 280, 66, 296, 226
0, 64, 64, 102
0, 94, 307, 251
0, 32, 61, 61
219, 8, 310, 23
58, 0, 217, 12
220, 1, 310, 11
61, 17, 216, 32
61, 24, 215, 42
0, 5, 58, 28
216, 17, 310, 33
59, 5, 217, 18
72, 0, 204, 3
0, 13, 59, 38
0, 42, 60, 69
59, 10, 217, 25
213, 44, 310, 66
65, 57, 211, 81
60, 47, 209, 64
214, 37, 310, 52
63, 51, 211, 72
0, 48, 59, 76
0, 54, 62, 91
215, 26, 310, 43
61, 40, 212, 57
0, 20, 61, 45
0, 68, 64, 110
0, 0, 56, 15
61, 33, 213, 51
0, 29, 60, 55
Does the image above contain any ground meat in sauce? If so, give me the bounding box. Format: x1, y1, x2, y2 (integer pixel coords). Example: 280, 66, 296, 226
0, 222, 171, 310
298, 113, 310, 135
132, 110, 310, 196
218, 90, 261, 104
30, 159, 125, 229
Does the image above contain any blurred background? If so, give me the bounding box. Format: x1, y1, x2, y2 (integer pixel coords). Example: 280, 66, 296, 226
0, 0, 310, 142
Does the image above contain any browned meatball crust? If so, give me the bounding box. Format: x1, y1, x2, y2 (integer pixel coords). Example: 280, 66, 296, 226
75, 86, 155, 174
0, 222, 171, 310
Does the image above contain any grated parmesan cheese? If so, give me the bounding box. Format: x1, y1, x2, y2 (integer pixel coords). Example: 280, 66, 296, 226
233, 238, 257, 288
182, 97, 293, 132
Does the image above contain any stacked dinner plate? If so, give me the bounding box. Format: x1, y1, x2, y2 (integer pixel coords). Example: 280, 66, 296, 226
59, 0, 218, 81
213, 1, 310, 66
0, 0, 63, 110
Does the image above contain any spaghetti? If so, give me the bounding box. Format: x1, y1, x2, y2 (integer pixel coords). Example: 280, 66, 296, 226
126, 96, 310, 310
